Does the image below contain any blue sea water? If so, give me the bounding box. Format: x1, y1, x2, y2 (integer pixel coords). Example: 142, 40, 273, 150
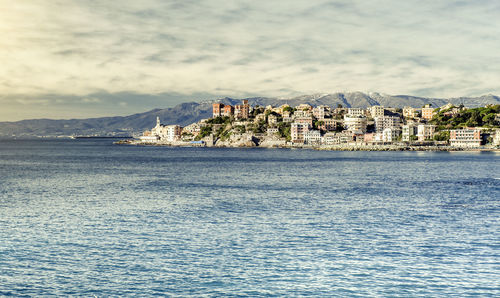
0, 138, 499, 296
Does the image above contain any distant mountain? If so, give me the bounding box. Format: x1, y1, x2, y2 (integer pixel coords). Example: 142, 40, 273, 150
1, 92, 499, 137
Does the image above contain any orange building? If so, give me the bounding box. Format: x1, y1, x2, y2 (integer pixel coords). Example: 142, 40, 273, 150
223, 105, 234, 116
318, 119, 337, 131
212, 103, 224, 118
421, 106, 435, 120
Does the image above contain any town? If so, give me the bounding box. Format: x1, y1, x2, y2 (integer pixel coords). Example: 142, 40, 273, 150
134, 100, 500, 150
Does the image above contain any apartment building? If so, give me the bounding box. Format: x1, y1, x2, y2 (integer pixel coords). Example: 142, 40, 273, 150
344, 115, 367, 133
449, 129, 482, 147
374, 115, 401, 133
402, 124, 418, 142
417, 124, 436, 141
370, 106, 385, 118
291, 122, 311, 143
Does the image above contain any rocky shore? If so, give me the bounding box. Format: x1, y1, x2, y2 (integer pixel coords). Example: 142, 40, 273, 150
115, 138, 499, 152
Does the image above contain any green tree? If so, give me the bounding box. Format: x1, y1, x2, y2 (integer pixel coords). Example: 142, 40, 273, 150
433, 130, 450, 141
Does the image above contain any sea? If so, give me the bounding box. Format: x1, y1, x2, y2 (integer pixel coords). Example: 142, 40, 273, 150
0, 138, 499, 297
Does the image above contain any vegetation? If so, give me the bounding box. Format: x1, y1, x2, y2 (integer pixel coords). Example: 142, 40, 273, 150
430, 105, 500, 130
251, 107, 265, 117
433, 130, 450, 141
278, 122, 291, 141
194, 125, 212, 140
234, 125, 246, 133
252, 120, 267, 134
206, 116, 231, 125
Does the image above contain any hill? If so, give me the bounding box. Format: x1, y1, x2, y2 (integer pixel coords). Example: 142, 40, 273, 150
1, 92, 499, 137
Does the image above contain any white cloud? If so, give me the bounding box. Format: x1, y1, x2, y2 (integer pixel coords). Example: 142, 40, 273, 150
0, 0, 500, 105
15, 98, 50, 105
82, 97, 101, 103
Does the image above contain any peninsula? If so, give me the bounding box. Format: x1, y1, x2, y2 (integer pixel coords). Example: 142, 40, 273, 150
120, 100, 500, 151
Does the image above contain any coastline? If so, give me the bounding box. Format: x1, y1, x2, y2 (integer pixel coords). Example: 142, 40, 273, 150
114, 139, 500, 152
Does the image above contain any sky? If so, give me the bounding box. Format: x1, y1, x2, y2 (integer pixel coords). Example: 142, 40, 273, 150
1, 0, 500, 121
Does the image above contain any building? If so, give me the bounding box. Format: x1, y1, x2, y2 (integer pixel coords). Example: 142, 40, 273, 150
222, 105, 234, 117
313, 105, 329, 119
296, 103, 312, 111
348, 108, 365, 116
421, 105, 436, 120
267, 127, 279, 136
318, 118, 337, 131
382, 128, 401, 143
212, 103, 224, 118
402, 124, 418, 142
322, 131, 352, 145
304, 130, 321, 145
278, 104, 290, 114
150, 117, 182, 142
267, 114, 278, 125
234, 100, 250, 119
139, 130, 160, 143
182, 123, 201, 136
254, 113, 266, 123
294, 116, 314, 127
291, 122, 310, 143
493, 129, 500, 146
417, 124, 436, 141
403, 107, 417, 119
344, 115, 367, 133
370, 106, 385, 118
374, 115, 401, 133
449, 129, 482, 147
294, 109, 312, 118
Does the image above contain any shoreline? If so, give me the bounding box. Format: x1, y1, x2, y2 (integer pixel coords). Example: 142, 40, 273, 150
115, 139, 500, 152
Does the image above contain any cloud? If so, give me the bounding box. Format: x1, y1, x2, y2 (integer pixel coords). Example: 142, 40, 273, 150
1, 0, 500, 114
82, 97, 101, 103
15, 98, 50, 105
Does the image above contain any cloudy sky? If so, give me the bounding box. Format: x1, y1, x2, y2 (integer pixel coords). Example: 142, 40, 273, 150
1, 0, 500, 121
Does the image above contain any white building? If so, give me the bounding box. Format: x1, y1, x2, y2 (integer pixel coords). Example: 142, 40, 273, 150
494, 129, 500, 146
344, 115, 367, 133
382, 128, 401, 143
417, 124, 436, 142
182, 123, 201, 136
402, 124, 418, 142
312, 105, 329, 119
150, 117, 182, 142
348, 108, 365, 116
450, 129, 482, 147
139, 134, 159, 143
294, 109, 312, 118
304, 130, 321, 145
322, 132, 352, 145
403, 107, 417, 119
375, 115, 401, 133
370, 106, 385, 118
267, 114, 278, 125
267, 127, 279, 136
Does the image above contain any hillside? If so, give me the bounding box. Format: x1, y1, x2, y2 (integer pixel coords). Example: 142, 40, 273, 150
1, 92, 499, 137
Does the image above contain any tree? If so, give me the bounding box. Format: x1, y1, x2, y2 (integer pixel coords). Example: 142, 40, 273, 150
195, 126, 212, 140
433, 131, 450, 141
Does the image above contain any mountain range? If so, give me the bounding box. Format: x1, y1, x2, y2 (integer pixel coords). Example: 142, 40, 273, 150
1, 92, 499, 137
